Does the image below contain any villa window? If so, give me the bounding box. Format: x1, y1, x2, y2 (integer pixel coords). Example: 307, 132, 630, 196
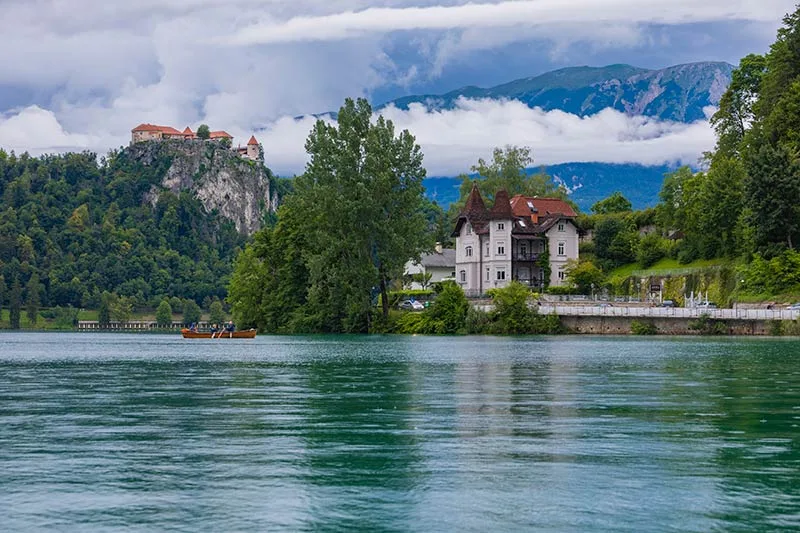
497, 269, 506, 281
520, 243, 527, 257
465, 246, 473, 257
486, 267, 490, 281
498, 222, 505, 230
558, 270, 565, 281
497, 242, 505, 255
459, 270, 466, 282
558, 222, 565, 232
485, 242, 490, 256
558, 242, 565, 256
466, 224, 472, 235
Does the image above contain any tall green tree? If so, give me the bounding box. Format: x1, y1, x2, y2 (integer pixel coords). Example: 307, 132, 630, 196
299, 97, 430, 328
9, 276, 21, 329
182, 299, 201, 325
99, 291, 112, 328
25, 273, 41, 325
0, 275, 5, 323
196, 124, 210, 140
452, 146, 570, 212
155, 299, 173, 327
209, 300, 225, 325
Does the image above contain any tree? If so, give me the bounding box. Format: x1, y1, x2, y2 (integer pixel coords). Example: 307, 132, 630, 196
196, 124, 210, 140
564, 260, 605, 293
25, 273, 41, 325
209, 299, 225, 325
297, 97, 431, 329
9, 276, 22, 329
156, 299, 173, 327
182, 299, 201, 325
110, 296, 132, 324
219, 136, 232, 149
591, 192, 632, 215
594, 217, 638, 268
0, 275, 5, 323
99, 291, 112, 327
711, 54, 766, 157
637, 233, 666, 268
452, 146, 571, 212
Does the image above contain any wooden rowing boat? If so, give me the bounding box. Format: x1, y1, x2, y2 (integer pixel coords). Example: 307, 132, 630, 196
180, 328, 257, 339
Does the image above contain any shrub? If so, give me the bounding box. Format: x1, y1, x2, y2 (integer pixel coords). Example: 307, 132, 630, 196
768, 320, 784, 337
631, 319, 658, 335
637, 233, 666, 268
688, 313, 728, 335
465, 307, 491, 334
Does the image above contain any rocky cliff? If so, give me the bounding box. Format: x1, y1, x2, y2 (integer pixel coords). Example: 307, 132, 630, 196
127, 139, 275, 235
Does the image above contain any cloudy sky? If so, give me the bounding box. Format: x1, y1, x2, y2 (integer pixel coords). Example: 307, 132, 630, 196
0, 0, 793, 175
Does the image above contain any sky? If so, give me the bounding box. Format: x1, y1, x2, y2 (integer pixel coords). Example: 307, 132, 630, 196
0, 0, 794, 175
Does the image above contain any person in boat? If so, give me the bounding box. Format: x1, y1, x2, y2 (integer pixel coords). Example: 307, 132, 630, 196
224, 321, 235, 333
189, 322, 198, 333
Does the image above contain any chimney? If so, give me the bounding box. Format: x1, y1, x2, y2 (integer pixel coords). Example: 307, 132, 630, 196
435, 242, 443, 254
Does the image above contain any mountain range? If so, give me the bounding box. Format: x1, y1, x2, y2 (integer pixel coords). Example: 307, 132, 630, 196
383, 61, 733, 210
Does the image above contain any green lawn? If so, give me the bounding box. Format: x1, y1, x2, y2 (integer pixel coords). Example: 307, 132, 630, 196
607, 257, 730, 283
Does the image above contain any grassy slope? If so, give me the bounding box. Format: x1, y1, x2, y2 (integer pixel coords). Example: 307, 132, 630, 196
607, 258, 730, 284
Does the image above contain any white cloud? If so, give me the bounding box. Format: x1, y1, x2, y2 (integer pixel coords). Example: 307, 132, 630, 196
0, 106, 98, 154
256, 98, 714, 176
226, 0, 793, 45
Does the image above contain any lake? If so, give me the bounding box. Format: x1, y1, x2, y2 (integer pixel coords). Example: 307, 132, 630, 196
1, 333, 798, 532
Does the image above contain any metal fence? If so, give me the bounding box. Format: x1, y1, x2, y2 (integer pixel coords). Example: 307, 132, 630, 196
535, 305, 799, 321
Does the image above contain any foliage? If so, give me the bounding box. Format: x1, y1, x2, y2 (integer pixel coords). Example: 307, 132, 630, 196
9, 275, 21, 329
637, 233, 666, 268
449, 146, 575, 214
25, 272, 41, 325
688, 314, 728, 335
196, 124, 210, 140
593, 216, 639, 269
739, 249, 800, 295
393, 282, 469, 334
591, 192, 632, 214
229, 98, 431, 333
631, 320, 658, 335
182, 299, 201, 324
155, 299, 173, 327
99, 291, 111, 327
564, 260, 605, 294
109, 295, 132, 323
209, 300, 225, 325
0, 147, 249, 316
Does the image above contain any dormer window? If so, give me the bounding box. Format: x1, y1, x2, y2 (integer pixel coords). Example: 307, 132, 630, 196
558, 222, 565, 232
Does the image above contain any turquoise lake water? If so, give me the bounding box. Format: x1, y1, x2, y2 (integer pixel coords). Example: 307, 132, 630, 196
1, 333, 798, 531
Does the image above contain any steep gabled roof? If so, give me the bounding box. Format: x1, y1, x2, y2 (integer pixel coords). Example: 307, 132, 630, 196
510, 195, 577, 218
489, 189, 513, 219
183, 127, 194, 135
247, 135, 259, 145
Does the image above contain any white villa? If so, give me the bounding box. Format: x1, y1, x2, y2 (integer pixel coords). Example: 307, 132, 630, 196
404, 244, 456, 289
453, 184, 580, 296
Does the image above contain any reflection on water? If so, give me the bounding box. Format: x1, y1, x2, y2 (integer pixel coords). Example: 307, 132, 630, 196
0, 333, 798, 532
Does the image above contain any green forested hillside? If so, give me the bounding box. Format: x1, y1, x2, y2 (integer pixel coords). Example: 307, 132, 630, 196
0, 146, 252, 314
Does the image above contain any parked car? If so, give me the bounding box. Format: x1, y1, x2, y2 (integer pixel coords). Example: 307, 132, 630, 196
659, 300, 676, 308
697, 302, 718, 309
399, 299, 425, 311
787, 303, 800, 310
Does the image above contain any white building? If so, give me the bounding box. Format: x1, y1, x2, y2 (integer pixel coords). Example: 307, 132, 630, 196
453, 184, 580, 296
404, 244, 456, 289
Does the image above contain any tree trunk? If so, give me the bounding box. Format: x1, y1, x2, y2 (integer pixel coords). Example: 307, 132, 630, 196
380, 277, 389, 319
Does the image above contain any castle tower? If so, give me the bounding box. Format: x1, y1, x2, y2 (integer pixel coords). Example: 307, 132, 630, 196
246, 135, 259, 160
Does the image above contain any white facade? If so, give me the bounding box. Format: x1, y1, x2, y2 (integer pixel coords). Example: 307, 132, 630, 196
404, 248, 456, 290
455, 217, 579, 296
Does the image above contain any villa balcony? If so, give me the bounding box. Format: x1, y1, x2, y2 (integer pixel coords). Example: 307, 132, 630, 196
515, 278, 545, 289
513, 252, 541, 262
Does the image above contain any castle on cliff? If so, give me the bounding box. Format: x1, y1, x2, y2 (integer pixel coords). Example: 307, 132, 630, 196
131, 124, 260, 161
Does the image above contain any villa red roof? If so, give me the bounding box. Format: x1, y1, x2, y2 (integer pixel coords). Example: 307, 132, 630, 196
509, 195, 577, 218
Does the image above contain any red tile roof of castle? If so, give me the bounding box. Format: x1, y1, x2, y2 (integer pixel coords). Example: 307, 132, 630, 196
247, 135, 259, 145
209, 130, 233, 139
131, 123, 183, 135
183, 127, 193, 135
509, 195, 577, 218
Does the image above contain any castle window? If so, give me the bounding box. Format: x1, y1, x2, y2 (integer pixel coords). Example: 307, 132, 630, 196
465, 246, 473, 257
